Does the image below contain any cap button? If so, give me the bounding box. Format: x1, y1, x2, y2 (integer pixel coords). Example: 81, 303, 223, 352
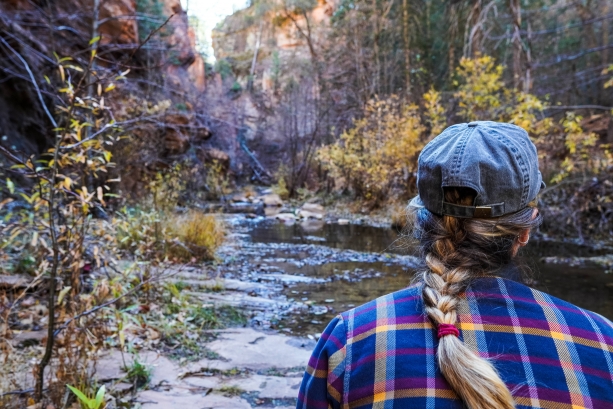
468, 121, 479, 127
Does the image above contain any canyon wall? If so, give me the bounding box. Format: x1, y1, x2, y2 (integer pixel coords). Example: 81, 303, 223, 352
212, 0, 337, 91
0, 0, 206, 155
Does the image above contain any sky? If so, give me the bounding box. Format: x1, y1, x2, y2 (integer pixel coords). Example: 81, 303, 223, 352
180, 0, 250, 62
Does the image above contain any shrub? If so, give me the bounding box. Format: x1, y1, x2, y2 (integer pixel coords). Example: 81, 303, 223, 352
166, 211, 225, 262
317, 95, 424, 205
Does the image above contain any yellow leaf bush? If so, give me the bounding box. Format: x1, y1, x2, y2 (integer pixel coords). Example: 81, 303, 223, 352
317, 96, 424, 205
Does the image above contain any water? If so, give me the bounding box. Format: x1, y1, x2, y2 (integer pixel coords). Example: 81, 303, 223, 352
247, 220, 613, 335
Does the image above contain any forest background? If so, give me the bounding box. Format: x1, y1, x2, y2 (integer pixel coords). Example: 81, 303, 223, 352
0, 0, 612, 407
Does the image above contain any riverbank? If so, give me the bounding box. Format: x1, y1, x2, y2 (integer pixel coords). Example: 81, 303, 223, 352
3, 211, 613, 408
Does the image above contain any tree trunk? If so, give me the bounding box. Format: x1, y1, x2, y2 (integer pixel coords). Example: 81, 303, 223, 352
509, 0, 523, 89
402, 0, 411, 94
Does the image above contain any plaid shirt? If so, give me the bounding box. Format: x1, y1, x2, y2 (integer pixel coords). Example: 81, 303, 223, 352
297, 277, 613, 408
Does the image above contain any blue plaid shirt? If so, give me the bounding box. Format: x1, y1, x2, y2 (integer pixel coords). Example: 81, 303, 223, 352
297, 277, 613, 408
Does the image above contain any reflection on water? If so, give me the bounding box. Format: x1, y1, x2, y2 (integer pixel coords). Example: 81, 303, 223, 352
248, 220, 613, 334
248, 220, 412, 253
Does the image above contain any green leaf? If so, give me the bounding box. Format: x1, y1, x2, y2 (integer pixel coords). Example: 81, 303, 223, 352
67, 384, 90, 405
6, 178, 14, 194
94, 385, 106, 409
89, 35, 101, 45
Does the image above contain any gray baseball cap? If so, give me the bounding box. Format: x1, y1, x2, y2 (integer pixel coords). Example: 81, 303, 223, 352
409, 121, 544, 218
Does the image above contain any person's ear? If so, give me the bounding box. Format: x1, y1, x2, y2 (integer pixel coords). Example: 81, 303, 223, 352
517, 229, 530, 247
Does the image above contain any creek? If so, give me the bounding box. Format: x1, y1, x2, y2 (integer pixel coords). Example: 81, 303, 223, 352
243, 220, 613, 336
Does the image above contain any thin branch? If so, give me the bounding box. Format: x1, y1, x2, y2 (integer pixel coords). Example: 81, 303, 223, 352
545, 105, 612, 111
0, 36, 57, 128
129, 13, 175, 60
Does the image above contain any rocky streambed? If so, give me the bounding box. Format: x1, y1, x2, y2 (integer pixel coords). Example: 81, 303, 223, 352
96, 214, 613, 408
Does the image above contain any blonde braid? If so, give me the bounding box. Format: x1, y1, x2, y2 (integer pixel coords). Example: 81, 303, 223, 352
421, 252, 515, 409
413, 188, 541, 409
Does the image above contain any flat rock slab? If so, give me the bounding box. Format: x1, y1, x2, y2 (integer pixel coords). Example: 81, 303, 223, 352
0, 274, 31, 289
226, 374, 303, 399
203, 328, 311, 370
188, 291, 290, 311
138, 390, 251, 409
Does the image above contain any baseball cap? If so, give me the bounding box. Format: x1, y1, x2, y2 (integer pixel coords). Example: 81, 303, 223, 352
408, 121, 545, 218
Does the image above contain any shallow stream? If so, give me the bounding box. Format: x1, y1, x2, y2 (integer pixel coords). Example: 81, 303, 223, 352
245, 220, 613, 335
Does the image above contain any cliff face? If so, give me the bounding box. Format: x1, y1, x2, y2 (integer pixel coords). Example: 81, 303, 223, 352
0, 0, 205, 155
212, 0, 336, 91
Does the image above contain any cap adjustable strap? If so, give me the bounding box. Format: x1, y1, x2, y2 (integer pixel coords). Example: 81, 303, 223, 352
442, 202, 505, 218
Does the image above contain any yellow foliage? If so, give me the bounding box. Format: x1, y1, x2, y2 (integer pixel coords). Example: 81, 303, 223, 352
603, 65, 613, 89
453, 54, 612, 185
454, 55, 506, 121
550, 113, 603, 184
205, 160, 231, 200
166, 211, 225, 262
423, 87, 447, 138
318, 95, 424, 203
272, 164, 290, 200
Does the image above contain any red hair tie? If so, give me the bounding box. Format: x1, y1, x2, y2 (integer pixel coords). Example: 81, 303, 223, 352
437, 323, 460, 338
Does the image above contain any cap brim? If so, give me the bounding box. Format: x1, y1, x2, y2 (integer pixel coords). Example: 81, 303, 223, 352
408, 195, 425, 209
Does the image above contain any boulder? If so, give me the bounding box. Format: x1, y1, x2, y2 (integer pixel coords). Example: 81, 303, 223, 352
198, 148, 230, 170
226, 202, 264, 215
99, 0, 138, 46
231, 194, 250, 203
301, 203, 325, 214
273, 213, 296, 222
261, 193, 283, 207
337, 218, 350, 225
297, 209, 324, 220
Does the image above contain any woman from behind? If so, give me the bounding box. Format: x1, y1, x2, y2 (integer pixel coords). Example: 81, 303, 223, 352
296, 121, 613, 409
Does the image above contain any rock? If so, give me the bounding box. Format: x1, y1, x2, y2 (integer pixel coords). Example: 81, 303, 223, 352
297, 209, 323, 220
162, 0, 206, 92
262, 193, 283, 207
201, 328, 311, 370
163, 113, 191, 154
231, 194, 250, 203
10, 330, 46, 347
164, 115, 214, 155
198, 148, 229, 170
337, 218, 350, 225
273, 213, 296, 222
99, 0, 138, 46
264, 207, 281, 217
0, 274, 31, 289
112, 382, 133, 393
226, 202, 264, 215
224, 374, 303, 399
96, 350, 127, 381
138, 390, 251, 409
301, 203, 325, 214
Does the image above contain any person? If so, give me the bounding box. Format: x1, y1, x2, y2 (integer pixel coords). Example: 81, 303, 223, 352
296, 121, 613, 409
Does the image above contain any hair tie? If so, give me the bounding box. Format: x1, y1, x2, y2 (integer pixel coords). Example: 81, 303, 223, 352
437, 323, 460, 338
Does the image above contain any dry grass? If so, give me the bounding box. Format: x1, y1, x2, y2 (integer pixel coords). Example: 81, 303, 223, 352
166, 211, 225, 262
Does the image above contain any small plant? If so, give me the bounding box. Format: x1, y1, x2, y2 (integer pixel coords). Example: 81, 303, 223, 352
219, 385, 245, 397
124, 357, 152, 388
205, 160, 231, 201
272, 165, 290, 200
166, 211, 225, 262
67, 384, 106, 409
